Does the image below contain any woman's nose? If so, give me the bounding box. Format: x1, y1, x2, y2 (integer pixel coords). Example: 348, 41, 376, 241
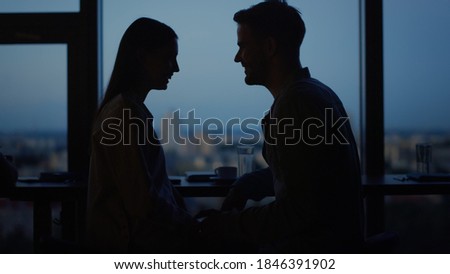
173, 60, 180, 72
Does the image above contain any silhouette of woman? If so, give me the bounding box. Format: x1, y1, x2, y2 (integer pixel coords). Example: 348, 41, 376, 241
87, 18, 197, 253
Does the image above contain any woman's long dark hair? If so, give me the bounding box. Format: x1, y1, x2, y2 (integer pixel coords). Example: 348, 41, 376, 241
98, 17, 177, 113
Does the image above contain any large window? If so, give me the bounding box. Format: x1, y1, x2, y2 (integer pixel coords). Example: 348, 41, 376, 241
384, 0, 450, 174
102, 0, 360, 175
0, 44, 68, 177
383, 0, 450, 253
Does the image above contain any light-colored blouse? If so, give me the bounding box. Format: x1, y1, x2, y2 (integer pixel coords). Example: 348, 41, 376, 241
87, 93, 195, 253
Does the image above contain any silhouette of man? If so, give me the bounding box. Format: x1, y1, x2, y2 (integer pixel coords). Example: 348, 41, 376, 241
201, 0, 363, 253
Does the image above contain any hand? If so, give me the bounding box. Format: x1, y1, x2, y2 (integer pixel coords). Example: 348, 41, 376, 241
194, 209, 221, 219
197, 211, 229, 250
221, 188, 248, 211
199, 210, 235, 235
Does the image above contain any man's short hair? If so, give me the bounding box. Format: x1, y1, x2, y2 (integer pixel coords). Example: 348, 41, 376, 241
233, 0, 305, 54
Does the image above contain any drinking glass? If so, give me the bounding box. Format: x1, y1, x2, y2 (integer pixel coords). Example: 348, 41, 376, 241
416, 143, 432, 174
237, 146, 254, 177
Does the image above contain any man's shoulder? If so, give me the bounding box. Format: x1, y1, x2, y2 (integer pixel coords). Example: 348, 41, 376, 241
288, 77, 333, 95
274, 77, 346, 120
277, 78, 331, 105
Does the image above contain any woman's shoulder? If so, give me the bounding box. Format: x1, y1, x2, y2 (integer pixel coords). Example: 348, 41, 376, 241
100, 94, 145, 117
91, 94, 143, 135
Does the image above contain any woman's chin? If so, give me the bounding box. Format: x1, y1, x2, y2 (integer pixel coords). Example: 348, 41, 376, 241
152, 83, 168, 90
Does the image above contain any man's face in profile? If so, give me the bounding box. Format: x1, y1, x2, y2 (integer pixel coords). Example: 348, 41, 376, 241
234, 24, 269, 86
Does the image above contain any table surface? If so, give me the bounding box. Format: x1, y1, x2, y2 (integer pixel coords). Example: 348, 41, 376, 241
0, 179, 85, 200
176, 174, 450, 197
2, 174, 450, 200
362, 174, 450, 195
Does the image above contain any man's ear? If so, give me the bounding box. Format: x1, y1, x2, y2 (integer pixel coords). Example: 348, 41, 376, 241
264, 36, 277, 57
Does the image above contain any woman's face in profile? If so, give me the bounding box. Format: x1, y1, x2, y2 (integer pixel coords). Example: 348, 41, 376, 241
141, 38, 180, 90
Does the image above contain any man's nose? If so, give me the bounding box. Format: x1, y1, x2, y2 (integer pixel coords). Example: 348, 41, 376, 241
234, 51, 241, 63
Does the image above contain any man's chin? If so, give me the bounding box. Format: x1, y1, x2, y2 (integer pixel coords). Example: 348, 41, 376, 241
244, 76, 259, 86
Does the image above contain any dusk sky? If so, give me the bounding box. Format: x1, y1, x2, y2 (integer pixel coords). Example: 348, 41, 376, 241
0, 0, 449, 133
